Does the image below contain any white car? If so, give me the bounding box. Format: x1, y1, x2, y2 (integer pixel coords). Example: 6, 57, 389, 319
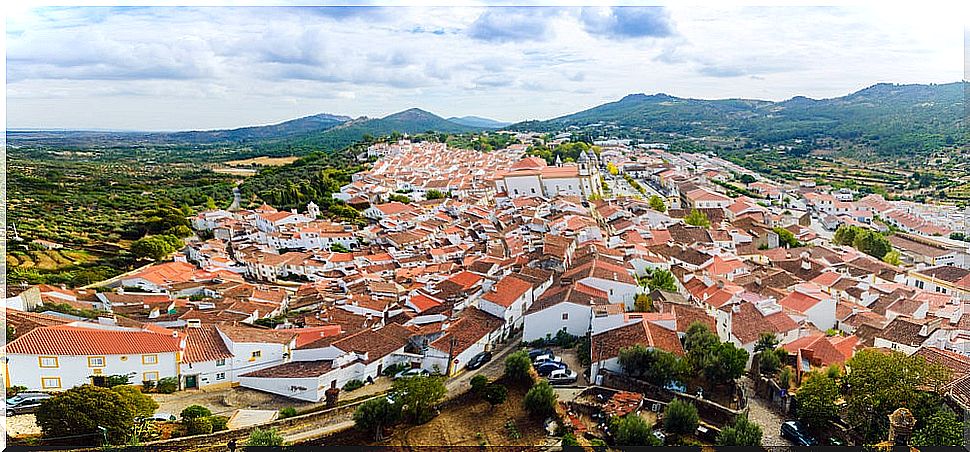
532, 354, 562, 365
393, 368, 431, 380
547, 368, 578, 385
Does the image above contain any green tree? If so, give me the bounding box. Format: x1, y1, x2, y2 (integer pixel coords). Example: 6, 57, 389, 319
705, 342, 749, 382
425, 189, 446, 200
470, 374, 489, 393
759, 350, 781, 375
112, 385, 158, 419
716, 414, 763, 446
611, 414, 661, 446
773, 227, 800, 248
853, 230, 891, 259
205, 196, 217, 210
388, 194, 411, 203
754, 333, 780, 354
649, 195, 667, 212
245, 427, 285, 448
130, 235, 182, 260
482, 383, 509, 409
618, 345, 686, 387
882, 250, 902, 265
36, 385, 136, 443
648, 269, 678, 292
353, 397, 402, 441
391, 375, 447, 424
330, 243, 350, 253
523, 380, 558, 419
684, 209, 711, 228
832, 224, 859, 246
663, 399, 699, 437
505, 350, 533, 384
684, 322, 719, 371
633, 293, 653, 312
739, 174, 757, 184
843, 349, 950, 440
796, 371, 839, 430
180, 405, 213, 420
912, 408, 966, 446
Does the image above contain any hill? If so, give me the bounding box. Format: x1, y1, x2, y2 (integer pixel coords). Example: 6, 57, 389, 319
447, 116, 511, 129
512, 82, 967, 160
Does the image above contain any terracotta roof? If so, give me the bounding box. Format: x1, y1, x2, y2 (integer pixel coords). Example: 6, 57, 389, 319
428, 307, 503, 356
482, 275, 533, 308
216, 324, 297, 345
240, 360, 334, 378
332, 323, 413, 362
591, 319, 685, 362
5, 324, 181, 355
183, 325, 233, 363
913, 347, 970, 381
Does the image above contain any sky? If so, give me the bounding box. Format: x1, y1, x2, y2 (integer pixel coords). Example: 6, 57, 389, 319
5, 4, 967, 131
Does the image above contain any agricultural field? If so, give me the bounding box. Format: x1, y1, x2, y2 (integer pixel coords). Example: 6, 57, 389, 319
6, 249, 96, 271
223, 156, 300, 167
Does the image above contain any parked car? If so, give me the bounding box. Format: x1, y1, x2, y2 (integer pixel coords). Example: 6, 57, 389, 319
781, 421, 818, 446
536, 361, 568, 376
393, 368, 431, 380
5, 393, 51, 417
532, 354, 562, 365
528, 348, 554, 360
547, 368, 578, 385
466, 351, 493, 370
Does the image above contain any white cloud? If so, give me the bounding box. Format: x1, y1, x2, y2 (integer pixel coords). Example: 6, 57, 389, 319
5, 5, 965, 130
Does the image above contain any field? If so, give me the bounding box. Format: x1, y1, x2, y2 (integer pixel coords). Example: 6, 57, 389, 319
223, 156, 299, 167
6, 249, 96, 271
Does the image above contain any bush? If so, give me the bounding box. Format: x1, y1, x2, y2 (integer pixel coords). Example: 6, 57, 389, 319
663, 399, 699, 436
562, 432, 581, 446
104, 374, 131, 387
185, 416, 213, 435
141, 380, 156, 392
156, 377, 178, 394
279, 407, 298, 419
382, 363, 409, 376
181, 404, 213, 420
482, 383, 508, 408
7, 386, 28, 397
246, 427, 284, 448
343, 379, 365, 391
209, 415, 229, 432
505, 350, 533, 384
717, 414, 763, 446
470, 375, 489, 393
353, 397, 402, 441
611, 414, 661, 446
523, 381, 557, 419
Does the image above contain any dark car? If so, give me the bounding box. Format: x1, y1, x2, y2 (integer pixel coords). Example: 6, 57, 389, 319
528, 348, 553, 360
6, 393, 51, 416
536, 361, 568, 377
781, 421, 818, 446
466, 351, 493, 370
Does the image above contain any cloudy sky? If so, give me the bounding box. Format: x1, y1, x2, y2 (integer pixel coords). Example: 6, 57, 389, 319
6, 4, 967, 131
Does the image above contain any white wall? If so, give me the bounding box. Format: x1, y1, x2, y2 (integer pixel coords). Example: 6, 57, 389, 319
522, 302, 592, 342
7, 352, 179, 391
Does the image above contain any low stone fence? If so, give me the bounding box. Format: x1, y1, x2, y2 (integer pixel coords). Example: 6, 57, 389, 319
600, 371, 743, 426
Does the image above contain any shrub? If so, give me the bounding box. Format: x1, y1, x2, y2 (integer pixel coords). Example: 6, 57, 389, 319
663, 399, 699, 436
156, 377, 178, 394
470, 375, 489, 393
353, 397, 402, 441
523, 381, 557, 418
141, 380, 156, 392
209, 415, 229, 432
343, 379, 365, 391
185, 416, 213, 435
505, 350, 533, 384
7, 386, 28, 397
279, 407, 298, 419
611, 414, 661, 446
181, 405, 213, 420
482, 383, 508, 408
382, 363, 408, 376
104, 374, 131, 387
562, 432, 581, 446
246, 427, 284, 448
717, 414, 762, 446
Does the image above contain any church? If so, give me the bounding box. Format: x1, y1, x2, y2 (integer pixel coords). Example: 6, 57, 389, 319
496, 150, 603, 199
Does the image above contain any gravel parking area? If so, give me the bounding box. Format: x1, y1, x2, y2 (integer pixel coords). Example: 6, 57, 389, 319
545, 346, 589, 386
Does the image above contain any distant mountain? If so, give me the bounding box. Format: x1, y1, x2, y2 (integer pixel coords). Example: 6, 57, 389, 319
166, 113, 351, 143
447, 116, 511, 129
512, 82, 967, 159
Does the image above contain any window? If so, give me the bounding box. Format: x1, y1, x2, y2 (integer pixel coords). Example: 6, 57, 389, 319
251, 350, 262, 358
216, 372, 226, 381
41, 377, 61, 389
88, 356, 106, 368
562, 312, 569, 321
142, 354, 158, 365
216, 359, 226, 367
39, 356, 59, 368
143, 371, 159, 382
530, 188, 536, 194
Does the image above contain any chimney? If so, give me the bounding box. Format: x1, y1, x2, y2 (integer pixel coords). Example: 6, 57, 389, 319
887, 408, 915, 446
716, 280, 725, 289
801, 260, 811, 271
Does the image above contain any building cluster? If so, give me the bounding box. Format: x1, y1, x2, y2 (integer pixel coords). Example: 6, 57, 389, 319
4, 140, 970, 412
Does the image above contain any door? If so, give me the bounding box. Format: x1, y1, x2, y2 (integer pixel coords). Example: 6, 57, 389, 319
184, 375, 198, 389
91, 376, 107, 387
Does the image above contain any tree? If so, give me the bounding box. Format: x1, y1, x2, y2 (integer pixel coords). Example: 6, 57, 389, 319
773, 227, 800, 248
205, 196, 217, 210
843, 349, 950, 440
633, 293, 653, 312
505, 350, 533, 384
330, 243, 350, 253
607, 162, 619, 176
754, 333, 780, 354
684, 209, 711, 228
112, 385, 158, 419
387, 194, 411, 203
130, 235, 182, 260
482, 383, 509, 409
353, 397, 402, 441
617, 345, 685, 387
739, 174, 757, 184
912, 408, 965, 446
36, 385, 136, 443
759, 350, 781, 375
852, 230, 891, 259
391, 375, 447, 424
523, 381, 558, 419
611, 414, 661, 446
705, 342, 748, 382
832, 224, 858, 246
246, 427, 284, 448
684, 322, 719, 371
796, 372, 839, 430
648, 269, 678, 292
425, 189, 446, 200
470, 374, 489, 393
180, 405, 213, 420
648, 195, 667, 212
663, 399, 699, 437
882, 250, 902, 266
716, 414, 763, 446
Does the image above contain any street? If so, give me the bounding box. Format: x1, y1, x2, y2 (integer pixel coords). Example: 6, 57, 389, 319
741, 377, 793, 447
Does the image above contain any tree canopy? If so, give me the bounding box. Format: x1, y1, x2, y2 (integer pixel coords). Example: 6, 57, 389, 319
649, 195, 667, 212
684, 209, 711, 228
716, 414, 763, 446
523, 380, 558, 419
353, 397, 402, 441
611, 414, 662, 446
391, 375, 447, 424
505, 350, 533, 384
36, 384, 152, 444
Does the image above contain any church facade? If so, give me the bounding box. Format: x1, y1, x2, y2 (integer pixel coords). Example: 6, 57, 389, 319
497, 150, 603, 200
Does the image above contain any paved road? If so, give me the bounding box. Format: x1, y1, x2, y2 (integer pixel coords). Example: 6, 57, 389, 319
741, 377, 793, 447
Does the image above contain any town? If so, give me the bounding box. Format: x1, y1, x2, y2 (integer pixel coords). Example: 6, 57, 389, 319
5, 136, 970, 448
